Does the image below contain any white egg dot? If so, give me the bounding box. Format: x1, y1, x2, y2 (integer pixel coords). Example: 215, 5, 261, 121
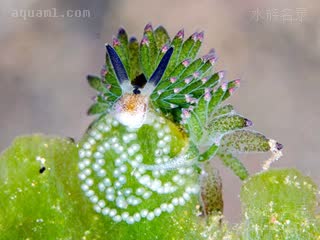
102, 207, 110, 215
142, 191, 152, 199
120, 153, 128, 160
97, 169, 106, 177
157, 187, 164, 194
173, 175, 180, 183
177, 178, 185, 185
118, 175, 126, 184
85, 151, 92, 157
97, 124, 104, 131
97, 159, 105, 165
119, 165, 127, 173
160, 203, 168, 211
113, 169, 121, 177
116, 146, 124, 153
163, 147, 170, 154
155, 149, 162, 156
103, 126, 111, 132
79, 150, 86, 158
127, 148, 135, 156
186, 187, 192, 194
172, 198, 179, 206
81, 184, 89, 191
98, 200, 106, 208
106, 187, 115, 194
88, 138, 96, 145
150, 179, 162, 191
83, 168, 92, 176
179, 197, 186, 206
131, 144, 140, 152
93, 205, 101, 213
154, 208, 162, 216
85, 178, 94, 186
183, 192, 191, 201
90, 196, 98, 203
124, 188, 132, 196
84, 159, 90, 166
98, 182, 105, 192
133, 213, 141, 222
185, 168, 194, 175
126, 216, 135, 224
78, 173, 86, 180
138, 167, 146, 174
157, 131, 165, 138
94, 152, 103, 159
103, 178, 111, 187
83, 142, 91, 149
90, 130, 98, 137
95, 133, 102, 140
157, 140, 166, 148
122, 135, 129, 143
110, 137, 118, 143
140, 209, 148, 218
114, 181, 122, 188
97, 146, 105, 153
131, 198, 141, 206
106, 194, 115, 201
135, 154, 143, 162
133, 171, 141, 178
115, 158, 123, 166
136, 188, 145, 195
167, 204, 174, 213
129, 133, 137, 140
113, 215, 122, 222
86, 190, 94, 197
131, 161, 139, 168
109, 209, 117, 217
152, 170, 160, 178
140, 175, 151, 185
103, 142, 110, 150
121, 212, 129, 220
163, 135, 171, 142
147, 212, 155, 221
155, 158, 162, 164
92, 163, 100, 171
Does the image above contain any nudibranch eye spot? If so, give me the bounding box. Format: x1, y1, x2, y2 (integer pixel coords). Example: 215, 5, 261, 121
78, 114, 199, 224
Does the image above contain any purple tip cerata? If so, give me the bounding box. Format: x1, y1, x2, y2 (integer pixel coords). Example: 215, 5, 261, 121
177, 29, 184, 39
276, 142, 284, 150
144, 23, 153, 32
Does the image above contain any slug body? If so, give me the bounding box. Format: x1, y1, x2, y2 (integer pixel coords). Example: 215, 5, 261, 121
81, 25, 283, 229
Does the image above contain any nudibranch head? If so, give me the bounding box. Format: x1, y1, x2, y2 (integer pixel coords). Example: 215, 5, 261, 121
112, 93, 149, 129
99, 44, 174, 129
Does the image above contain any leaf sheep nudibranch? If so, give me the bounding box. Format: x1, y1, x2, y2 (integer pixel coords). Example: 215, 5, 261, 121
80, 24, 283, 231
